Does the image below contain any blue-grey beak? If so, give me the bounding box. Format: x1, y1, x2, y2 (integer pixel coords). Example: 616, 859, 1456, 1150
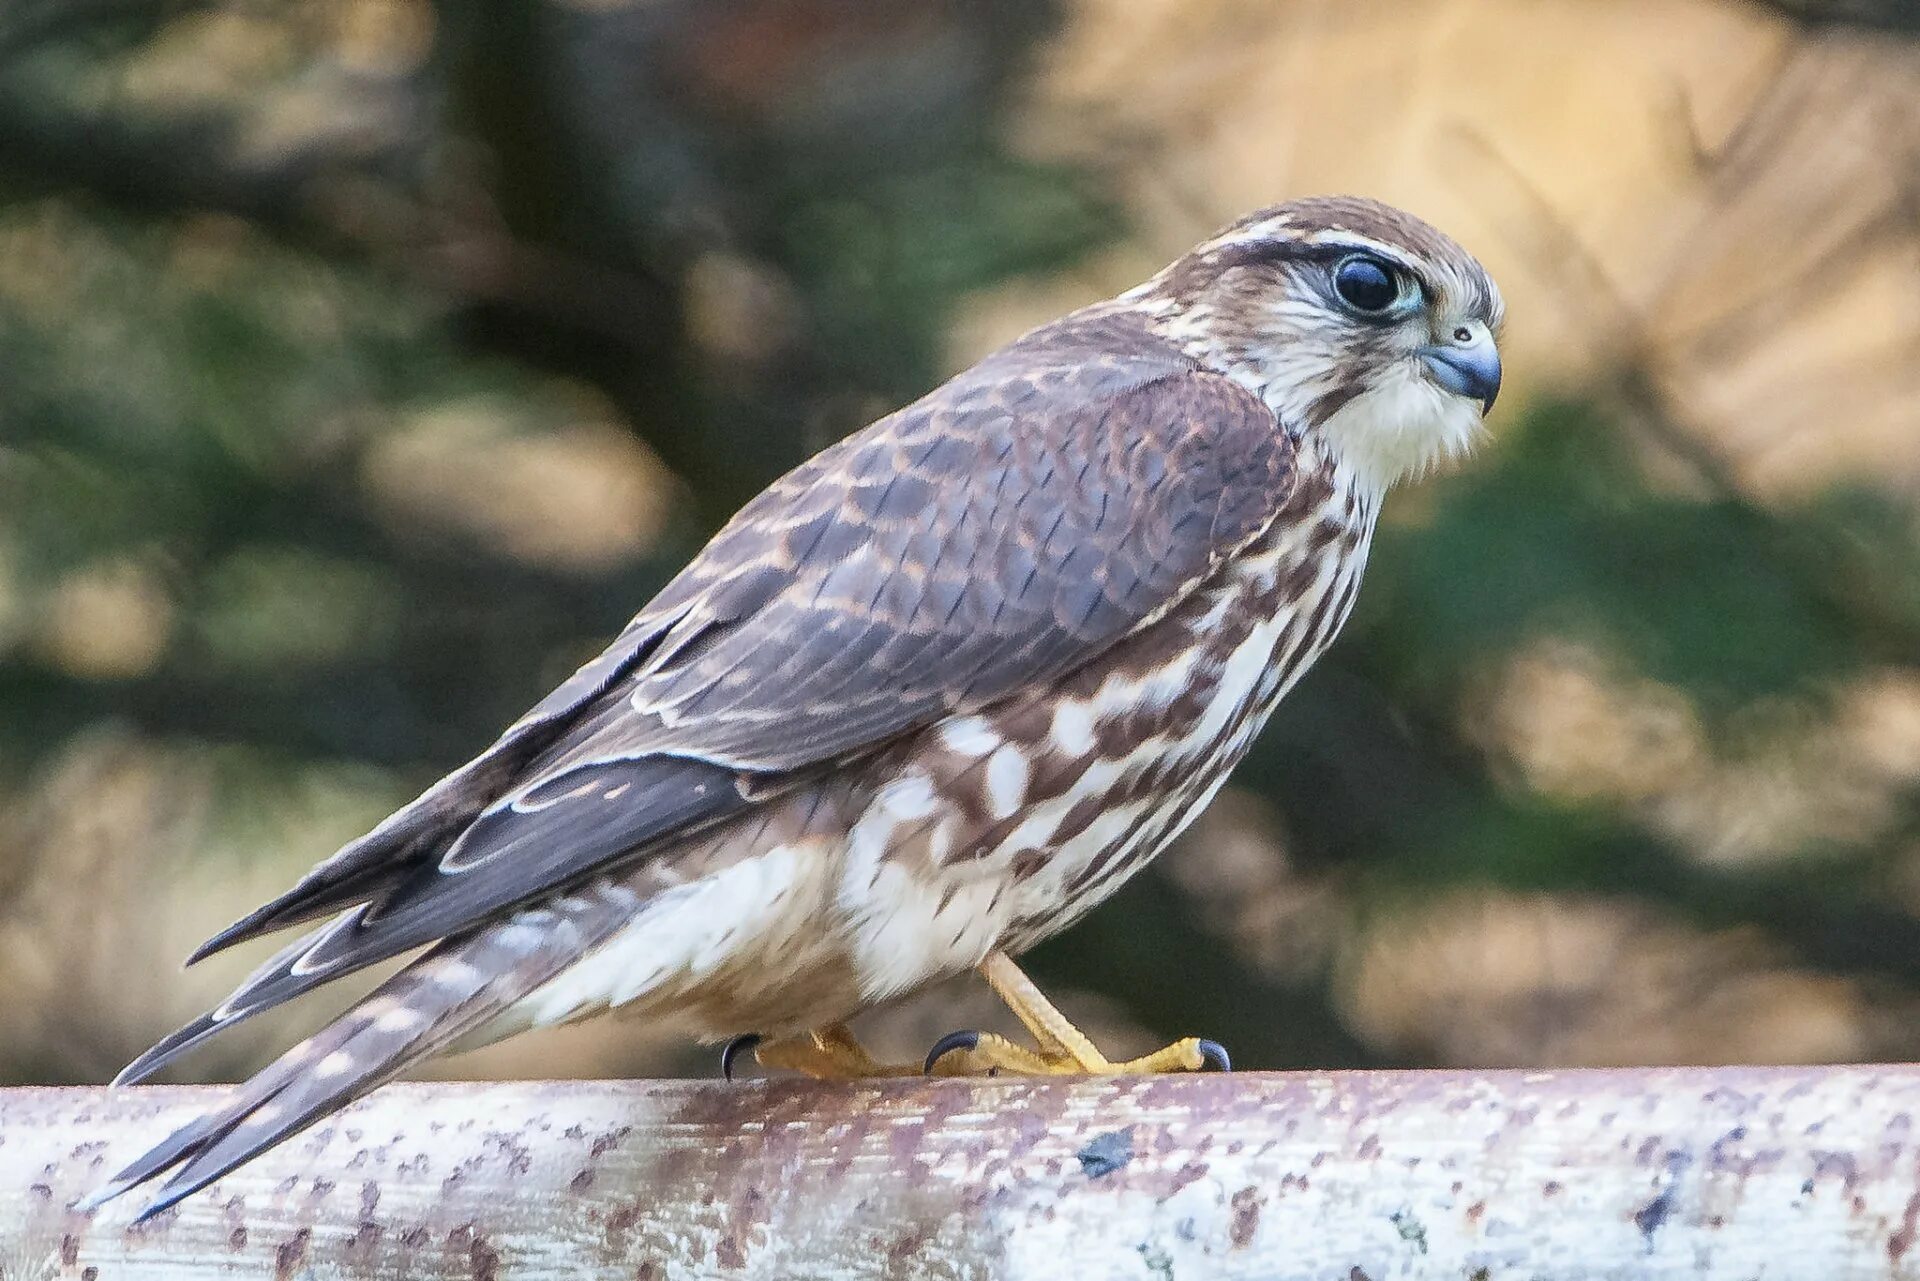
1420, 329, 1502, 413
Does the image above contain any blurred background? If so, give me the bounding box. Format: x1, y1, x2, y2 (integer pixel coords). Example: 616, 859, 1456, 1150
4, 0, 1920, 1088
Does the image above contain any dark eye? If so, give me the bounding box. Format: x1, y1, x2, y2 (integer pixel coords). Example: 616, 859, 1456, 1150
1332, 255, 1400, 314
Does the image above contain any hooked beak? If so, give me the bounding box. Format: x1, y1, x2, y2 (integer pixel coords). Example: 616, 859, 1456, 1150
1419, 326, 1502, 414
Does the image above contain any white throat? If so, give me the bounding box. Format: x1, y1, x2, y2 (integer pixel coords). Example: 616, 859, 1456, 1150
1299, 361, 1484, 498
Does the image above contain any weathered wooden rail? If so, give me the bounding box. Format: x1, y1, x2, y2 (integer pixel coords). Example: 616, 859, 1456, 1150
3, 1066, 1917, 1279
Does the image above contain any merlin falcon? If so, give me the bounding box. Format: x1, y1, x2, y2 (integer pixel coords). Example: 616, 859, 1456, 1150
90, 195, 1503, 1220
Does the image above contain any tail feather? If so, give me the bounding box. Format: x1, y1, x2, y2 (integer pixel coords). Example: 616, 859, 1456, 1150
183, 861, 399, 966
90, 883, 638, 1222
113, 913, 363, 1087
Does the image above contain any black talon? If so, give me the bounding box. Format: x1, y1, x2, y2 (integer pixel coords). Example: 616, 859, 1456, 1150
923, 1029, 980, 1075
1196, 1039, 1232, 1072
721, 1033, 762, 1081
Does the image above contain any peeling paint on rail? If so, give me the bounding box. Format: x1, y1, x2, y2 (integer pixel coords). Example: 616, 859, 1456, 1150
4, 1066, 1920, 1278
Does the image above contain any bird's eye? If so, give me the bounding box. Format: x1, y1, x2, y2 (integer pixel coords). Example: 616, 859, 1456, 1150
1331, 255, 1401, 314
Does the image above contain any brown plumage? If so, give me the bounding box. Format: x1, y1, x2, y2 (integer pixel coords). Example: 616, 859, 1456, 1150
89, 195, 1503, 1221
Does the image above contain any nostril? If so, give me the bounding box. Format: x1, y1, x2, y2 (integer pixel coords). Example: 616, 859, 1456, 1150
1452, 325, 1474, 344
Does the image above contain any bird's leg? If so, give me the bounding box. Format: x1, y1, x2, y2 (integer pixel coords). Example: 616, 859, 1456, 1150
925, 950, 1230, 1076
737, 1022, 922, 1079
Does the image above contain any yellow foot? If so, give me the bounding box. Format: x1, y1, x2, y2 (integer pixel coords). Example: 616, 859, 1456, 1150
923, 951, 1230, 1077
724, 1022, 920, 1080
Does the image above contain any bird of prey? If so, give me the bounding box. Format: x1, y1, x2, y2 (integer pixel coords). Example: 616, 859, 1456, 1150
89, 195, 1502, 1221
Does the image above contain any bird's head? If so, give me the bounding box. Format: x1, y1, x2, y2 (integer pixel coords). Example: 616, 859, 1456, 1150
1136, 196, 1505, 495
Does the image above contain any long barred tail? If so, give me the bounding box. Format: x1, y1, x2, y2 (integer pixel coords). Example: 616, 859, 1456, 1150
84, 883, 638, 1224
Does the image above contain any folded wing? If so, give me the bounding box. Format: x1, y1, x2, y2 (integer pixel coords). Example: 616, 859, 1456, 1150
128, 313, 1296, 1082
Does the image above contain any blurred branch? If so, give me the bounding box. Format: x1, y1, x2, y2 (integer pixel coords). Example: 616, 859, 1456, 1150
1450, 114, 1920, 669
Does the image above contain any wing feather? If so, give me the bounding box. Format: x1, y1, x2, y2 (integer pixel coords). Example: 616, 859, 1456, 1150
170, 309, 1294, 1015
